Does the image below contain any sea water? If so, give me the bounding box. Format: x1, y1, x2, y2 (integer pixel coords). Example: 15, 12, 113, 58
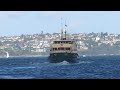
0, 55, 120, 79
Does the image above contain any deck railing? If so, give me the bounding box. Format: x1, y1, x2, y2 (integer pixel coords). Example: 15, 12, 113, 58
50, 50, 77, 53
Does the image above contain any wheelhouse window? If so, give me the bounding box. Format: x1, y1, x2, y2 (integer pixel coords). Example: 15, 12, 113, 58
54, 41, 57, 44
66, 41, 68, 43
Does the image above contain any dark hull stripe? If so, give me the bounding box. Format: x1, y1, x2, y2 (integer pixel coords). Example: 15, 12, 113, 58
48, 53, 79, 63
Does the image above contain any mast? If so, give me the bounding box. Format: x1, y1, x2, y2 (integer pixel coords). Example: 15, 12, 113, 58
64, 20, 67, 40
61, 29, 63, 40
61, 18, 63, 40
60, 18, 67, 40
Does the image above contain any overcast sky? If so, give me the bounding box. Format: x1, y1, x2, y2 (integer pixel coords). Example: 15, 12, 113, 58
0, 11, 120, 36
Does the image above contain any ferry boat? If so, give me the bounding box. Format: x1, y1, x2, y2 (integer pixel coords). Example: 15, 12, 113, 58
48, 24, 79, 63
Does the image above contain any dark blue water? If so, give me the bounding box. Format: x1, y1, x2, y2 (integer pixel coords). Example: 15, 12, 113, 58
0, 55, 120, 79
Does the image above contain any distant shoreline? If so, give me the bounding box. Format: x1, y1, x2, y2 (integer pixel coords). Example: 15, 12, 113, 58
80, 54, 120, 57
0, 55, 49, 58
0, 54, 120, 58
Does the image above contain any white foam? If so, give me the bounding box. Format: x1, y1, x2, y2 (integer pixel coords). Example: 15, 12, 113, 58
53, 61, 70, 65
82, 55, 86, 57
13, 66, 36, 69
79, 61, 92, 64
60, 61, 69, 65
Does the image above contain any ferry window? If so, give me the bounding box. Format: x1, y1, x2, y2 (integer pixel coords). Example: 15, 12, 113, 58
61, 48, 64, 50
53, 48, 54, 51
55, 48, 57, 50
58, 48, 60, 50
66, 48, 70, 50
61, 41, 64, 43
69, 41, 73, 44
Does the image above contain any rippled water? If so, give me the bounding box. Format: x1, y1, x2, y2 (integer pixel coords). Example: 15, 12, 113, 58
0, 55, 120, 79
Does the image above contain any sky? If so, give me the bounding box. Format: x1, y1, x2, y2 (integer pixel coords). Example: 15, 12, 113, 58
0, 11, 120, 36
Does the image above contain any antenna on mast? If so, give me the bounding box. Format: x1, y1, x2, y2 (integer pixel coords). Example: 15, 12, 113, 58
61, 17, 63, 29
61, 17, 63, 40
